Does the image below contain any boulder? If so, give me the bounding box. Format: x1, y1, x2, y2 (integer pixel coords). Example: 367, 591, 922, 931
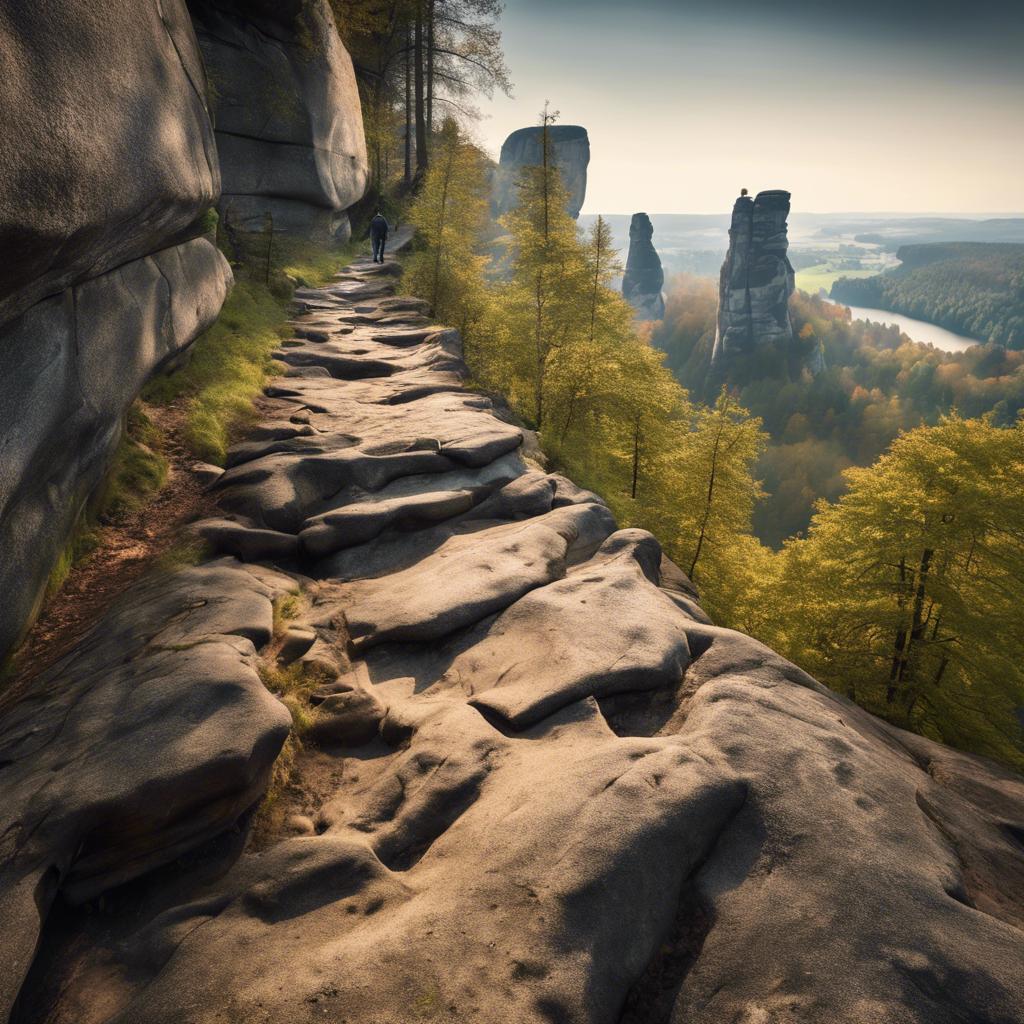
711, 189, 796, 369
188, 0, 369, 239
622, 212, 665, 320
0, 0, 233, 660
493, 124, 590, 220
0, 0, 219, 326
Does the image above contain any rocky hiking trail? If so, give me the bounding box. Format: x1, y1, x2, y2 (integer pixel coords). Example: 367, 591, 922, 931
2, 246, 1023, 1024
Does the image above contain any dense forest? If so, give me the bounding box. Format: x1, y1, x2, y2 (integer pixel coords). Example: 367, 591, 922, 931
399, 119, 1024, 770
831, 242, 1024, 348
654, 278, 1024, 544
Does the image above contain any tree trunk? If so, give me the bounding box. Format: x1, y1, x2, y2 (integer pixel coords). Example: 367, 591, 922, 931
589, 216, 603, 344
404, 24, 413, 186
431, 146, 454, 310
559, 394, 577, 444
414, 2, 428, 178
631, 415, 642, 499
541, 112, 550, 240
426, 0, 435, 136
689, 425, 723, 580
887, 548, 933, 706
887, 557, 909, 703
535, 278, 545, 429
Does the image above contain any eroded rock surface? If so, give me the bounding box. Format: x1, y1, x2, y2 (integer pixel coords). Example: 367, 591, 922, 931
622, 212, 665, 320
0, 0, 220, 326
493, 124, 590, 220
189, 0, 368, 239
0, 560, 294, 1020
4, 250, 1023, 1024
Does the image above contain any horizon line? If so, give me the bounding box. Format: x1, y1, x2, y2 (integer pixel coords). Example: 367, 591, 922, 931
578, 210, 1024, 218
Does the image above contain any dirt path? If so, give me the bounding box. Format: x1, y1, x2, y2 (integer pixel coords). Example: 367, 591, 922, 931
0, 401, 212, 711
3, 229, 415, 708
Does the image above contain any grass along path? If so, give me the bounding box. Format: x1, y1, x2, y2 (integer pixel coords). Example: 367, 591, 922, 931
1, 234, 363, 703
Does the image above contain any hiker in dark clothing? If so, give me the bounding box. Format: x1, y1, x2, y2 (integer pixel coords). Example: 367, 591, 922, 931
370, 211, 389, 263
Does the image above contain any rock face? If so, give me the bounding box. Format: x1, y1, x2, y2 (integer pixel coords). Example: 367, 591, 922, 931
0, 0, 233, 660
6, 251, 1023, 1024
188, 0, 369, 240
0, 0, 221, 326
711, 189, 795, 367
493, 125, 590, 220
622, 212, 666, 320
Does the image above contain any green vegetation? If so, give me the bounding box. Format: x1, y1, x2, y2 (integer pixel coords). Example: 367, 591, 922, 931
44, 403, 169, 596
765, 415, 1024, 768
276, 236, 360, 288
97, 405, 169, 520
404, 116, 1024, 770
655, 281, 1024, 544
795, 263, 876, 294
143, 278, 288, 465
831, 242, 1024, 348
404, 118, 491, 338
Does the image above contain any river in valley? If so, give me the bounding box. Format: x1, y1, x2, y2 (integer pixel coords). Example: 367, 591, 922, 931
842, 305, 980, 353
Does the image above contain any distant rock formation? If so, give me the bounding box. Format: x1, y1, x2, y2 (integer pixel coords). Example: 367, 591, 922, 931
493, 125, 590, 220
0, 0, 232, 660
622, 212, 666, 320
712, 189, 795, 368
188, 0, 368, 240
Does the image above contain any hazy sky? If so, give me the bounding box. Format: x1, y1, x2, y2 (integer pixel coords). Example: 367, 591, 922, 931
474, 0, 1024, 214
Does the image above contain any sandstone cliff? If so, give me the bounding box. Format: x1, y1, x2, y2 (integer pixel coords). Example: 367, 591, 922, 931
712, 189, 795, 369
188, 0, 369, 240
2, 252, 1022, 1024
622, 212, 666, 320
0, 0, 233, 660
0, 0, 369, 661
493, 124, 590, 220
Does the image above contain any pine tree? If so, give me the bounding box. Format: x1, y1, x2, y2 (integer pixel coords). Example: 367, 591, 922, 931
404, 118, 490, 336
497, 105, 590, 430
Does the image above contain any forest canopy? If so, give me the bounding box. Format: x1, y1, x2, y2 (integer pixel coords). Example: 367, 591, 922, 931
653, 278, 1024, 544
831, 242, 1024, 349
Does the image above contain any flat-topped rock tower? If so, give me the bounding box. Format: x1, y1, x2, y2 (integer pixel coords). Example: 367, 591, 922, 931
492, 124, 590, 220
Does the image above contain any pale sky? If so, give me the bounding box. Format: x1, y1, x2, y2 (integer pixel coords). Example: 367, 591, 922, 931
474, 0, 1024, 215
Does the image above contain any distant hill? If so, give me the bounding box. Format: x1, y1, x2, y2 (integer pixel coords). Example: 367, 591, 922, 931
831, 242, 1024, 348
817, 217, 1024, 250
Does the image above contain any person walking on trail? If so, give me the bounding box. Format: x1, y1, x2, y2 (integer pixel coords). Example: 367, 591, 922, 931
370, 211, 389, 263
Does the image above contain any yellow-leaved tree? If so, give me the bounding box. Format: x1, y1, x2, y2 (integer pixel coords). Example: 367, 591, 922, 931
491, 106, 593, 430
774, 414, 1024, 767
662, 390, 769, 608
404, 117, 491, 340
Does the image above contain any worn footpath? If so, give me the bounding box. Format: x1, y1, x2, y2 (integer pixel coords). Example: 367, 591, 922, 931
2, 246, 1023, 1024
